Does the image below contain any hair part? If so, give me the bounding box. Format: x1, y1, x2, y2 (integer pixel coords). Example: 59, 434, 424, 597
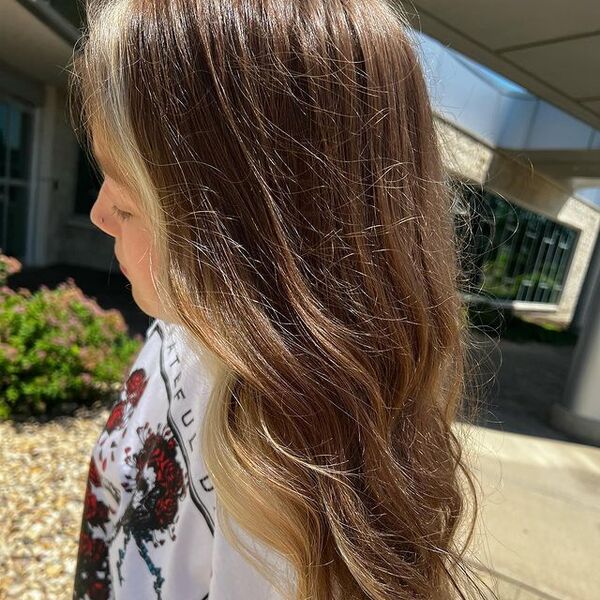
69, 1, 495, 598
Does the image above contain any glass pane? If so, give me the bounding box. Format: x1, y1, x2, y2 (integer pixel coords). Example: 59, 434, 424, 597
74, 147, 101, 215
6, 185, 28, 259
9, 107, 32, 180
453, 181, 577, 305
0, 103, 8, 178
0, 185, 5, 253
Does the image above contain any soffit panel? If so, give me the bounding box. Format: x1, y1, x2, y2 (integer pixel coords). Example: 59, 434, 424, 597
505, 36, 600, 100
584, 101, 600, 116
409, 0, 600, 50
403, 0, 600, 130
0, 0, 73, 86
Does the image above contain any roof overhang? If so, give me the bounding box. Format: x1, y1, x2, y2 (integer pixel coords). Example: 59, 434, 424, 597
403, 0, 600, 131
0, 0, 79, 88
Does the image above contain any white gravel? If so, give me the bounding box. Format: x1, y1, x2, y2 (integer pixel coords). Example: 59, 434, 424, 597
0, 404, 109, 599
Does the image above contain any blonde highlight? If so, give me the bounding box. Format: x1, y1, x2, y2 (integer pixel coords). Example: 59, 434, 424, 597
69, 1, 494, 598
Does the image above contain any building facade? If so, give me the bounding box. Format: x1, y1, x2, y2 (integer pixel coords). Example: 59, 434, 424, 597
2, 0, 599, 330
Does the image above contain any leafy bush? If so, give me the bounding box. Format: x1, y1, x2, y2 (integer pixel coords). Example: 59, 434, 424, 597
500, 316, 577, 345
0, 251, 143, 420
0, 252, 22, 285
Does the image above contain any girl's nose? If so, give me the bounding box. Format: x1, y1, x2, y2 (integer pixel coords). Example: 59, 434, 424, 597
90, 194, 117, 238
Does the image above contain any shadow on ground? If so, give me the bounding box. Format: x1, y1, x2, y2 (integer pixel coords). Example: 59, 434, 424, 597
6, 264, 582, 445
463, 328, 580, 445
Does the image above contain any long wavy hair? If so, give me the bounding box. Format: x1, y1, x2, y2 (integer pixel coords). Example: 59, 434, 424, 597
69, 1, 493, 598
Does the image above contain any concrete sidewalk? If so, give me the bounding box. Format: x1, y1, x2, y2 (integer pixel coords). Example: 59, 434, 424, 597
455, 423, 600, 600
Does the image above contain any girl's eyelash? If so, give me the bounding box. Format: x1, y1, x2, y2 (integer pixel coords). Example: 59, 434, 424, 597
111, 204, 133, 221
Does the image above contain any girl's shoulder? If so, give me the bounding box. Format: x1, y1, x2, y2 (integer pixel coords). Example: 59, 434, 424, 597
144, 316, 164, 339
144, 317, 185, 347
141, 317, 216, 387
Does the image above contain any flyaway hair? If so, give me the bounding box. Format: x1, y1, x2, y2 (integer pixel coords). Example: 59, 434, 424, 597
69, 1, 493, 598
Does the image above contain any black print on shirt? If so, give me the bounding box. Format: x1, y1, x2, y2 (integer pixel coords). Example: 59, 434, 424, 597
150, 324, 216, 536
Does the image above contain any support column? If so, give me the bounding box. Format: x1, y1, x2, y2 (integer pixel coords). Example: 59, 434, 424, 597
29, 84, 57, 266
551, 246, 600, 445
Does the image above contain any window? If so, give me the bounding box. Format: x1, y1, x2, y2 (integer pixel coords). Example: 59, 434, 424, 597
0, 99, 33, 259
73, 147, 102, 216
452, 181, 578, 304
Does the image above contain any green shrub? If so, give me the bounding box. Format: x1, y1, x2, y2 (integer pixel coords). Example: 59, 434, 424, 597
500, 316, 577, 345
0, 251, 143, 420
0, 252, 22, 286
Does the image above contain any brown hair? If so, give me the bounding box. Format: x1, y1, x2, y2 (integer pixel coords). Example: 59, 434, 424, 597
69, 1, 493, 598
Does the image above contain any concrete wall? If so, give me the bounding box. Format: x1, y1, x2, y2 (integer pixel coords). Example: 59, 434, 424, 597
26, 85, 79, 266
48, 87, 79, 264
29, 85, 115, 270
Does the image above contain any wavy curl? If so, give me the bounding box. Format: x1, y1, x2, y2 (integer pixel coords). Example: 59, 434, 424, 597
69, 0, 495, 598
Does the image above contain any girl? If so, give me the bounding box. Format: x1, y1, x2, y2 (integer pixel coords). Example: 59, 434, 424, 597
69, 0, 490, 598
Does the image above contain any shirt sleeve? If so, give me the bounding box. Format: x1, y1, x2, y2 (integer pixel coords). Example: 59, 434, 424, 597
72, 454, 115, 600
71, 323, 157, 600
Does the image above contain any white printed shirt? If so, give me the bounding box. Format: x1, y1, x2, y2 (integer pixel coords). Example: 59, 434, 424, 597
72, 318, 287, 600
